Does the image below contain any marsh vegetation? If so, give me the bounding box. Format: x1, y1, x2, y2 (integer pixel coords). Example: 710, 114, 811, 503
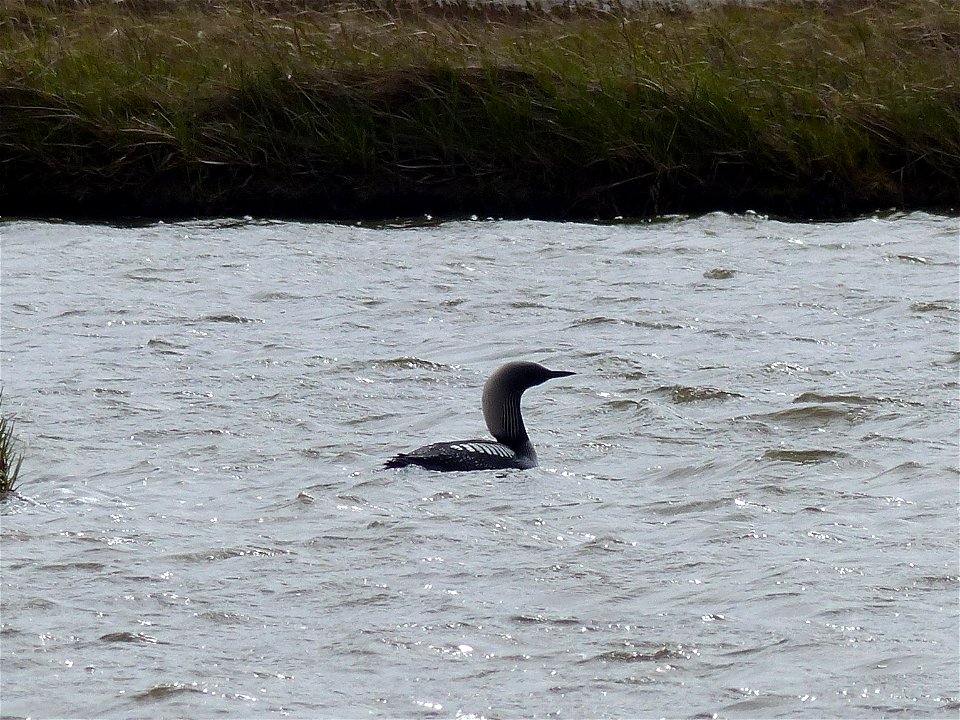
0, 393, 24, 495
1, 0, 958, 219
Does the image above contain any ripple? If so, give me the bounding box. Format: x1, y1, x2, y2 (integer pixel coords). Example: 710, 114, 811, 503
763, 448, 846, 464
589, 646, 684, 663
571, 315, 685, 330
658, 384, 745, 403
597, 398, 648, 413
910, 300, 957, 313
170, 545, 295, 562
99, 631, 161, 644
793, 392, 921, 407
512, 614, 581, 626
703, 268, 737, 280
146, 337, 187, 354
370, 357, 454, 371
250, 290, 304, 301
199, 314, 262, 324
133, 683, 206, 701
746, 404, 861, 426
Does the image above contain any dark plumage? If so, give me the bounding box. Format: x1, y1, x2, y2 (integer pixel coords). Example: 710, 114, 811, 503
385, 361, 575, 472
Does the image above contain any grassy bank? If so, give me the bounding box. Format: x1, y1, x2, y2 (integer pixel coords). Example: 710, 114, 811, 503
1, 0, 958, 220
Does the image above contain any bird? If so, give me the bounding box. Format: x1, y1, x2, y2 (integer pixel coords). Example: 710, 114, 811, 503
385, 360, 575, 472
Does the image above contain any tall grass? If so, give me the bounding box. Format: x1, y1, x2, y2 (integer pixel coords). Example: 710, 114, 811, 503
0, 0, 957, 219
0, 392, 24, 495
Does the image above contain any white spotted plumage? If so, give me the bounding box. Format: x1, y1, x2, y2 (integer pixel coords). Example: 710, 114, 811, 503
451, 442, 513, 457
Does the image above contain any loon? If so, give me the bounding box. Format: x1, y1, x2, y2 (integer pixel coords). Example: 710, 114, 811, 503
385, 361, 575, 472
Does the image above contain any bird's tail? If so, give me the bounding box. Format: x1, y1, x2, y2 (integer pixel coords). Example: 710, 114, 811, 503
383, 454, 412, 469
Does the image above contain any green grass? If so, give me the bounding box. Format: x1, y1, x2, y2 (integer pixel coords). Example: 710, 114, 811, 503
0, 392, 24, 495
1, 0, 958, 219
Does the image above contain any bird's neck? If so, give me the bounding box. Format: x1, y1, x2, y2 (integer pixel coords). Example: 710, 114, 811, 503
483, 390, 529, 450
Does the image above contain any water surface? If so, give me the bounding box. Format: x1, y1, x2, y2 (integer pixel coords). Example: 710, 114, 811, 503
1, 212, 958, 718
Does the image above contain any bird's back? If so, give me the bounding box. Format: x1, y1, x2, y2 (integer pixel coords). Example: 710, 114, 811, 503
384, 439, 535, 472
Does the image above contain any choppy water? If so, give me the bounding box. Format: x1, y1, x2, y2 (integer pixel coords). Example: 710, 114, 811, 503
1, 212, 958, 719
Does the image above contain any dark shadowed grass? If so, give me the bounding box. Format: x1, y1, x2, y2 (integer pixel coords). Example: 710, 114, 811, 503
1, 0, 958, 219
0, 392, 24, 495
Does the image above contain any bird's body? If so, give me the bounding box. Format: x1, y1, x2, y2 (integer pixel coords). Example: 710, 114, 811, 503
384, 439, 534, 472
385, 360, 574, 472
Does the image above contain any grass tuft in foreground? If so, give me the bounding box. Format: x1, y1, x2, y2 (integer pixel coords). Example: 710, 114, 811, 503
0, 392, 25, 495
1, 0, 958, 219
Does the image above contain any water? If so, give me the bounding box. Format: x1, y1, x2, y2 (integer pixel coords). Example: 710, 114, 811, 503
1, 212, 957, 718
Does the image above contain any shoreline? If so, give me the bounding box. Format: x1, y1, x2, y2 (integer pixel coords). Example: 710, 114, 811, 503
2, 0, 958, 221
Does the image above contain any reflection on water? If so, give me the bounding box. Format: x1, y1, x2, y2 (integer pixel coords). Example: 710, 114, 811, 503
1, 212, 958, 718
